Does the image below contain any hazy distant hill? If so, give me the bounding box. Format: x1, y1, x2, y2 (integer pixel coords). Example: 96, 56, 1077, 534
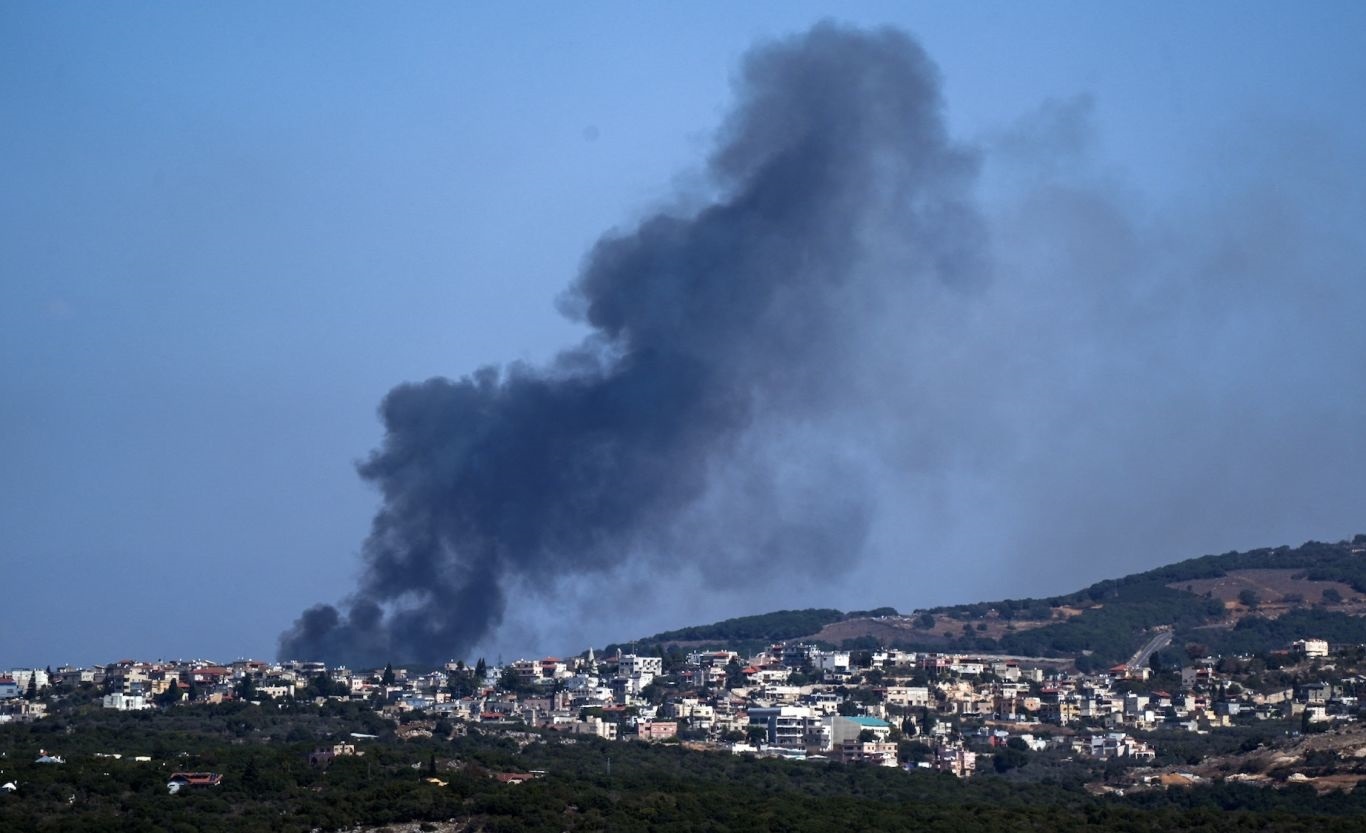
626, 535, 1366, 669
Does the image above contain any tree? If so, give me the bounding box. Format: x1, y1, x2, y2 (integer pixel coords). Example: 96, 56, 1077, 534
24, 675, 38, 700
993, 746, 1028, 773
475, 658, 488, 680
916, 613, 936, 630
725, 658, 746, 690
1238, 589, 1261, 609
307, 672, 337, 698
236, 675, 256, 701
857, 729, 878, 743
498, 665, 522, 693
242, 756, 261, 788
158, 681, 181, 706
381, 663, 396, 686
898, 739, 932, 763
448, 667, 475, 698
1322, 588, 1343, 605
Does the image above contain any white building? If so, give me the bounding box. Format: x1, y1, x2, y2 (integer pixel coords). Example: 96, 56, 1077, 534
748, 705, 817, 749
884, 686, 931, 708
103, 692, 150, 711
8, 669, 48, 693
618, 654, 663, 678
813, 651, 851, 673
1295, 639, 1330, 658
1083, 732, 1155, 760
570, 716, 618, 740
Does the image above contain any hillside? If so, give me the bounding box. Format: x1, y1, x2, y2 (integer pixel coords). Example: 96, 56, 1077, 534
631, 535, 1366, 668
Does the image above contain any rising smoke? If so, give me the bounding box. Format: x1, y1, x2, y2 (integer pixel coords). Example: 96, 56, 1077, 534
278, 23, 989, 666
280, 21, 1366, 668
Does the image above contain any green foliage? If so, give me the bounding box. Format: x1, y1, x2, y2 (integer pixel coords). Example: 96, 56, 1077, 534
894, 538, 1366, 664
993, 745, 1029, 773
1201, 608, 1366, 656
996, 583, 1215, 666
636, 608, 845, 645
157, 681, 182, 707
498, 666, 523, 693
846, 607, 900, 619
5, 707, 1366, 832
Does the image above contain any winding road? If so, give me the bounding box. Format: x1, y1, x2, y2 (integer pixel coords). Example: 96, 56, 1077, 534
1127, 628, 1173, 669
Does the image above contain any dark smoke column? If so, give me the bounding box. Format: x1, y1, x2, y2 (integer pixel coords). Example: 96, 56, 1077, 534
279, 23, 987, 667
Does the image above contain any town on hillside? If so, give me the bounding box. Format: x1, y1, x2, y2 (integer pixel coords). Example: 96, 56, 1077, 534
5, 631, 1364, 793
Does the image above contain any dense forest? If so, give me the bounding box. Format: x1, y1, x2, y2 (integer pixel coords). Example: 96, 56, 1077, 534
5, 700, 1366, 832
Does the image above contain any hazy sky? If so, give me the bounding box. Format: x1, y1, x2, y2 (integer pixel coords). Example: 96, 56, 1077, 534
3, 2, 1364, 668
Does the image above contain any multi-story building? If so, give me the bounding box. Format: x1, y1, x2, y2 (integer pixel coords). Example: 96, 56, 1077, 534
748, 705, 816, 750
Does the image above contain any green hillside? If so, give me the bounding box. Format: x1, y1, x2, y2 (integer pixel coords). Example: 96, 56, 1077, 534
626, 535, 1366, 668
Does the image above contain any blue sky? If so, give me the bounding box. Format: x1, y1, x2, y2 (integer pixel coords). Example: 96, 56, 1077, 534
3, 2, 1364, 668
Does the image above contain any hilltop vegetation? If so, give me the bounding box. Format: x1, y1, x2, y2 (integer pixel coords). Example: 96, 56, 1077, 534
614, 606, 901, 652
959, 536, 1366, 666
635, 536, 1366, 667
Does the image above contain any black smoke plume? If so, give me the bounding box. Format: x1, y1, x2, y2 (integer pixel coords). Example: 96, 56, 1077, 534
279, 23, 987, 666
